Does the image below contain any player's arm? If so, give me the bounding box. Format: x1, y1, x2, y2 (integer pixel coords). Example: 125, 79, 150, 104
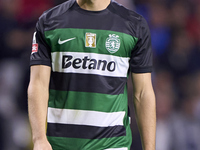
131, 72, 156, 150
28, 65, 52, 150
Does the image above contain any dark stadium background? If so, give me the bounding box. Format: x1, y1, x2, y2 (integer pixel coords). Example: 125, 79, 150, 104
0, 0, 200, 149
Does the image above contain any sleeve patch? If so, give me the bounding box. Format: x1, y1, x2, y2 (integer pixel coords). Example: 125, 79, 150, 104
32, 43, 38, 53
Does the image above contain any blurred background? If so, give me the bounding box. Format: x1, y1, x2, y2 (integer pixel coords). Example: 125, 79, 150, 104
0, 0, 200, 150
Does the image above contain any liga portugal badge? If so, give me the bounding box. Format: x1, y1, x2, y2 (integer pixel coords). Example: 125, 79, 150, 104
32, 32, 38, 54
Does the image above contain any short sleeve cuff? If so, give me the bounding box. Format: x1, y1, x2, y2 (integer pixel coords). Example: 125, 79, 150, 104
131, 66, 153, 73
30, 60, 52, 67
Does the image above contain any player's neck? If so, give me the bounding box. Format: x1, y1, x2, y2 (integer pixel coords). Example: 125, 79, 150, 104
76, 0, 111, 11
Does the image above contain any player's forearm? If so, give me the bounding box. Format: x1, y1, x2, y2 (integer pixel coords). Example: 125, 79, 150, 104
133, 90, 156, 150
28, 82, 49, 143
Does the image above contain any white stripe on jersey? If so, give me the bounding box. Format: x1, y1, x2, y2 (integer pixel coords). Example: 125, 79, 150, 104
47, 107, 125, 127
51, 52, 130, 77
104, 147, 128, 150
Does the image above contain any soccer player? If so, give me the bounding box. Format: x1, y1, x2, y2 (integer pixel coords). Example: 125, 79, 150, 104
28, 0, 156, 150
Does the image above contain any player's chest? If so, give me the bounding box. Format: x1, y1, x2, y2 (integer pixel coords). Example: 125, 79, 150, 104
45, 28, 137, 57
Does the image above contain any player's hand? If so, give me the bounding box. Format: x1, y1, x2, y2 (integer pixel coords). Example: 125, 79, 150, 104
33, 139, 53, 150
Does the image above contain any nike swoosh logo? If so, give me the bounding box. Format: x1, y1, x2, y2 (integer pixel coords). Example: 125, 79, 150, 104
58, 37, 76, 44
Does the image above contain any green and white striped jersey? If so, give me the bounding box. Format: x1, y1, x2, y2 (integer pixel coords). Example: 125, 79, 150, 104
30, 0, 153, 149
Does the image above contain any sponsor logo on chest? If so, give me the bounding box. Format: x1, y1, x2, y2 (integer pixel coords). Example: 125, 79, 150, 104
51, 52, 129, 77
62, 55, 116, 72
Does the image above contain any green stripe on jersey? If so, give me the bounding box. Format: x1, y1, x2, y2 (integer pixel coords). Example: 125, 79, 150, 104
47, 133, 132, 150
44, 28, 138, 57
48, 88, 128, 112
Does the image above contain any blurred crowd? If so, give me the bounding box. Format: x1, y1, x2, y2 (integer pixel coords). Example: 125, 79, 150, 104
0, 0, 200, 150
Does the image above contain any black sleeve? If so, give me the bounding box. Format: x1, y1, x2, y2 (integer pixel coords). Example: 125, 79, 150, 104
30, 18, 52, 67
130, 17, 153, 73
